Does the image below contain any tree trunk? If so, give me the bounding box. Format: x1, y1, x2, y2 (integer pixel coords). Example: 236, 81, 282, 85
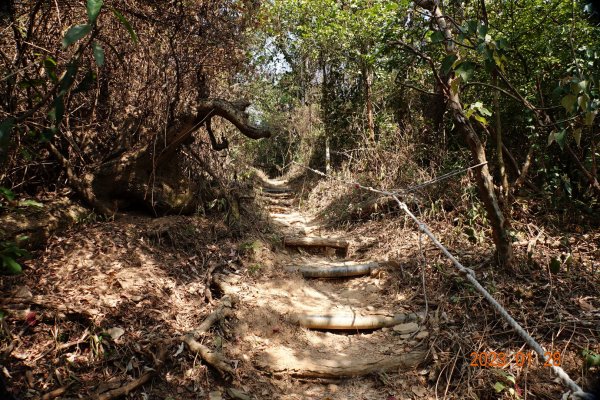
416, 0, 514, 267
493, 73, 509, 197
362, 61, 376, 142
61, 98, 270, 215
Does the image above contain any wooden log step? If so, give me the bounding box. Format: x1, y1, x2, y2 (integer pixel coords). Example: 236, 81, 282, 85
283, 236, 349, 252
294, 312, 421, 330
268, 206, 289, 213
257, 347, 427, 378
263, 197, 293, 205
299, 262, 377, 278
262, 187, 292, 193
261, 192, 293, 198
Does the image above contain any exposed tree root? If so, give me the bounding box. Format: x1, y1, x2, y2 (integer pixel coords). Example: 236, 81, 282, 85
182, 336, 235, 375
41, 384, 72, 400
181, 295, 236, 375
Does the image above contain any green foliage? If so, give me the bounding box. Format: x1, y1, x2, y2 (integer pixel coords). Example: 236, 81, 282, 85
87, 0, 104, 24
0, 238, 31, 275
0, 118, 15, 162
62, 24, 92, 48
492, 370, 521, 399
112, 9, 139, 44
0, 187, 15, 202
549, 257, 561, 274
582, 349, 600, 367
92, 42, 105, 66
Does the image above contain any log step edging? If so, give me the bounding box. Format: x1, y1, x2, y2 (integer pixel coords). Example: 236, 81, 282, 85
283, 236, 350, 253
294, 312, 421, 330
262, 187, 293, 194
299, 262, 378, 278
256, 349, 427, 378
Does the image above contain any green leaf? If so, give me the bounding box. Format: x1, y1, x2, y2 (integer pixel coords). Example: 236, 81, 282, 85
18, 199, 43, 208
92, 42, 105, 66
58, 63, 79, 96
1, 255, 23, 275
573, 128, 582, 146
466, 20, 478, 35
584, 111, 597, 126
455, 61, 475, 82
441, 55, 458, 76
549, 257, 561, 274
582, 350, 600, 367
112, 9, 138, 43
472, 114, 488, 126
73, 70, 96, 93
0, 118, 15, 148
87, 0, 103, 23
561, 94, 577, 113
43, 56, 58, 82
62, 24, 92, 49
430, 30, 444, 43
493, 382, 506, 393
571, 80, 587, 95
496, 38, 509, 50
0, 187, 15, 201
48, 95, 65, 124
578, 93, 590, 111
477, 24, 488, 39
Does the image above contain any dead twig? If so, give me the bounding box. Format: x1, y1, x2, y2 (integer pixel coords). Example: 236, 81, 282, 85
41, 383, 73, 400
181, 295, 236, 375
95, 342, 168, 400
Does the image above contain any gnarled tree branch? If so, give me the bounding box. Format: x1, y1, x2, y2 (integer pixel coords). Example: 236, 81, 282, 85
197, 98, 270, 140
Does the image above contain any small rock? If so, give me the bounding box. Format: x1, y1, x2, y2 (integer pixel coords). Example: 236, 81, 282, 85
327, 384, 338, 393
209, 391, 223, 400
227, 388, 251, 400
106, 327, 125, 341
411, 385, 427, 397
415, 330, 430, 339
393, 322, 419, 334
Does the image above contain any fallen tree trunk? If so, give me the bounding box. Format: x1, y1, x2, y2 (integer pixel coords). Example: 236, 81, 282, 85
293, 312, 421, 330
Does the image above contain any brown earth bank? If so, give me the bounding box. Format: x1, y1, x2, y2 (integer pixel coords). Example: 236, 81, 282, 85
0, 173, 598, 400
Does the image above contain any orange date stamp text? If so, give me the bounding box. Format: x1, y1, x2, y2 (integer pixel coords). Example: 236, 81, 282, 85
469, 351, 561, 368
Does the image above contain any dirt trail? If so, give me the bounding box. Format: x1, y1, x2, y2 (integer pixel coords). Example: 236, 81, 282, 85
222, 178, 431, 399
